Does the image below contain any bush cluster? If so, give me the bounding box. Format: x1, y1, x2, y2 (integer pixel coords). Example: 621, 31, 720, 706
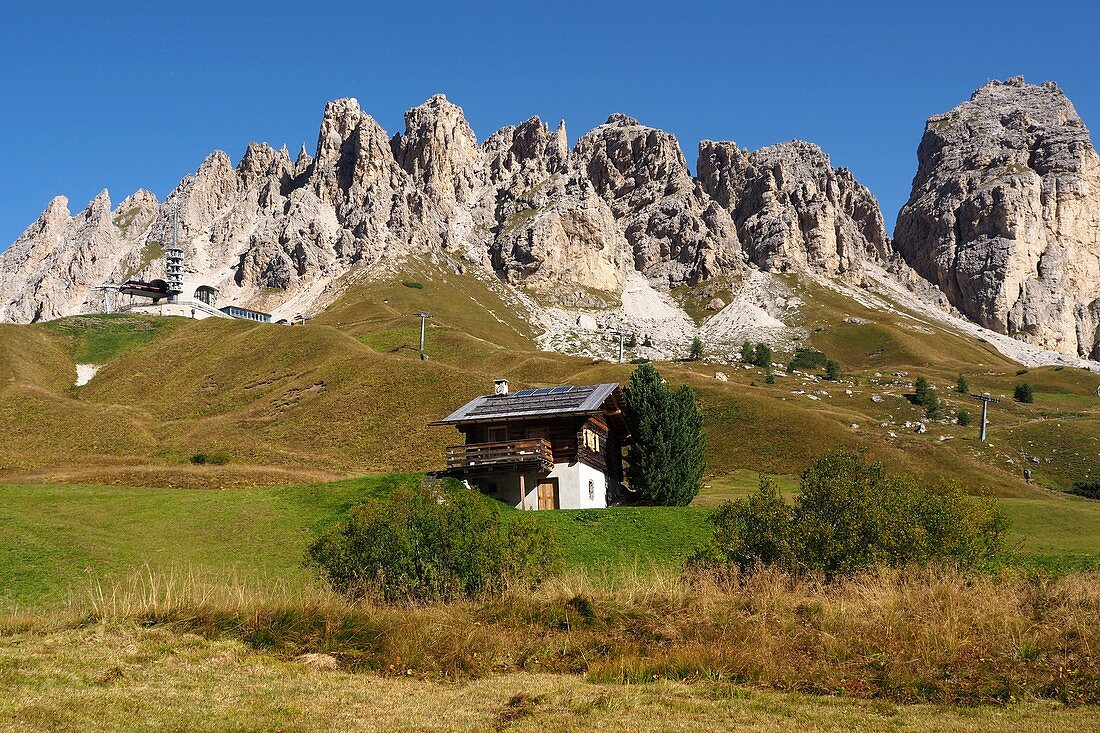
1014, 382, 1034, 403
740, 341, 772, 368
787, 347, 827, 371
307, 482, 560, 603
190, 451, 231, 465
691, 452, 1009, 579
1069, 481, 1100, 500
911, 376, 941, 417
785, 347, 839, 380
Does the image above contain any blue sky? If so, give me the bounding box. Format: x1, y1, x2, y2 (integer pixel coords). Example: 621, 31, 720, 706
2, 1, 1098, 248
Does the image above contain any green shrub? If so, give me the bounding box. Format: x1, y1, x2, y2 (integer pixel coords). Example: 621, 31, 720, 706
912, 376, 941, 417
913, 376, 934, 404
624, 363, 706, 506
752, 343, 773, 368
788, 347, 827, 371
307, 482, 560, 603
689, 336, 704, 361
696, 476, 792, 570
691, 452, 1009, 579
401, 280, 424, 289
956, 374, 969, 394
1014, 383, 1034, 403
957, 409, 972, 426
764, 371, 776, 385
642, 335, 653, 348
1069, 481, 1100, 500
191, 451, 231, 465
825, 360, 840, 381
739, 341, 773, 368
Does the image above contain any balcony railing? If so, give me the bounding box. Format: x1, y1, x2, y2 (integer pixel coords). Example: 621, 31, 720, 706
445, 438, 554, 472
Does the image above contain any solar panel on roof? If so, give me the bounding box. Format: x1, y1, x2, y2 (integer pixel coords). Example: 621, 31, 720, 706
549, 385, 573, 394
512, 389, 536, 398
531, 387, 555, 396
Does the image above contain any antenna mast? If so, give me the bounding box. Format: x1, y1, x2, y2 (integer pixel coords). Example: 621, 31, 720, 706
165, 201, 184, 303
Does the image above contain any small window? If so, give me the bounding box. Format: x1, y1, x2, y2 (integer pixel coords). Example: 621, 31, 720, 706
488, 426, 507, 442
588, 479, 595, 500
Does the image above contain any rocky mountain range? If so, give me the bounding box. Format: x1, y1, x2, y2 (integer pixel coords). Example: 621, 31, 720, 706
1, 77, 1098, 361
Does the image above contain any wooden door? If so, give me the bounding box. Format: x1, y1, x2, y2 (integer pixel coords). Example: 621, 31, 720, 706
537, 478, 559, 510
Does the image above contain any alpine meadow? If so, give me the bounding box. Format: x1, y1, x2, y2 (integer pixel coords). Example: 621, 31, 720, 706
1, 2, 1099, 731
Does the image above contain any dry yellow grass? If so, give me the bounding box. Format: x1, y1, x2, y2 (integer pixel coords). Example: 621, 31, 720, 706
6, 565, 1097, 707
0, 623, 1096, 732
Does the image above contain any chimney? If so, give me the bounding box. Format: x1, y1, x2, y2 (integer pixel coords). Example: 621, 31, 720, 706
493, 379, 509, 396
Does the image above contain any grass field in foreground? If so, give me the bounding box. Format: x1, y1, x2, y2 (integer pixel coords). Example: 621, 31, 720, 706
1, 624, 1091, 733
2, 474, 1098, 608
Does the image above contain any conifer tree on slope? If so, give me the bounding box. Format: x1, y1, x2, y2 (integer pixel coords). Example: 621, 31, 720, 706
624, 363, 706, 506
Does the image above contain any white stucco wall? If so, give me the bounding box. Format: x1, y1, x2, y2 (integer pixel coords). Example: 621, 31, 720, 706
471, 462, 608, 510
127, 300, 231, 320
548, 462, 606, 509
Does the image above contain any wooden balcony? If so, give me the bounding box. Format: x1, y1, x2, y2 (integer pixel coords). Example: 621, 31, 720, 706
445, 438, 554, 473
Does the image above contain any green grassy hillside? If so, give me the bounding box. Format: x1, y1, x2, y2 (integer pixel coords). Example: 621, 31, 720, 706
0, 263, 1096, 497
0, 263, 1097, 610
42, 313, 185, 363
2, 473, 1097, 608
0, 475, 417, 607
